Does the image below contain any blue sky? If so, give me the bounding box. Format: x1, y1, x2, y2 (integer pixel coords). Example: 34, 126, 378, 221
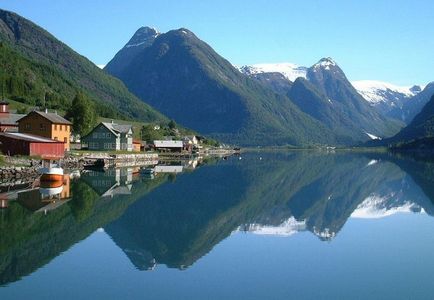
1, 0, 433, 85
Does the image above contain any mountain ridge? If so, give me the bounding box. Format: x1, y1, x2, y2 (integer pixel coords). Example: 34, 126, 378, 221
0, 9, 166, 123
105, 27, 342, 146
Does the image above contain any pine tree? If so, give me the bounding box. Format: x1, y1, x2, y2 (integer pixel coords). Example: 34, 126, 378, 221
66, 92, 97, 136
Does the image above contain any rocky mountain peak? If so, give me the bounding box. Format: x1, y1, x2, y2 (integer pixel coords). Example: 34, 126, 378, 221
125, 26, 159, 48
410, 85, 423, 94
311, 57, 339, 71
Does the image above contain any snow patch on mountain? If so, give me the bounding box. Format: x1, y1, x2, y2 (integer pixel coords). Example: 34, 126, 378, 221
238, 63, 307, 82
237, 217, 306, 237
126, 41, 149, 48
366, 159, 379, 167
352, 80, 421, 104
351, 194, 423, 219
125, 27, 160, 48
313, 227, 336, 240
365, 132, 382, 140
313, 57, 337, 71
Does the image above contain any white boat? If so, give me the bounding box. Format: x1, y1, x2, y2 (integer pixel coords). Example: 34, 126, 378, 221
39, 160, 64, 182
39, 185, 64, 197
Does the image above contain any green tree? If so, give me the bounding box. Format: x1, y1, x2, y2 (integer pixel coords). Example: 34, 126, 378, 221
69, 181, 99, 222
168, 119, 176, 130
141, 124, 163, 143
66, 92, 97, 136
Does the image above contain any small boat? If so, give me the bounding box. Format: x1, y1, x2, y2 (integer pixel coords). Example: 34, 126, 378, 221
39, 160, 64, 182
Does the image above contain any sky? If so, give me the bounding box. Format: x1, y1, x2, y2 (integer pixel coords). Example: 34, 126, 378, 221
1, 0, 433, 86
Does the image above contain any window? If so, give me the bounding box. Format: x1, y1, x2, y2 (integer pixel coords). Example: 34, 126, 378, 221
64, 137, 67, 143
54, 124, 57, 130
40, 123, 46, 131
60, 125, 63, 131
25, 123, 31, 130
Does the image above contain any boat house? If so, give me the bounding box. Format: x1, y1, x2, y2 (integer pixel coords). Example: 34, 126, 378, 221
82, 122, 133, 151
0, 132, 65, 158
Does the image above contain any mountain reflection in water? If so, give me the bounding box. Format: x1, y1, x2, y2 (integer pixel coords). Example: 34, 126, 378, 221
0, 152, 434, 286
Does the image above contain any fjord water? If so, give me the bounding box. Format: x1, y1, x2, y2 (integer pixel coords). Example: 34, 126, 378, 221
1, 152, 434, 299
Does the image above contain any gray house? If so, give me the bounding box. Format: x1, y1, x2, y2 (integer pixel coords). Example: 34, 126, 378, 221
82, 122, 133, 151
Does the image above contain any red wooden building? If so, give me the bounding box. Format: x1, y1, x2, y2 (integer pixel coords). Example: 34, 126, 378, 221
0, 132, 65, 158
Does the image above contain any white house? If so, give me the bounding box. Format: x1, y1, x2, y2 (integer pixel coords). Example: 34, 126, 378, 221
154, 140, 183, 152
82, 122, 133, 151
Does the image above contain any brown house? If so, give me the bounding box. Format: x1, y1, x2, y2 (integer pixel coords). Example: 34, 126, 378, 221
18, 110, 72, 150
0, 102, 25, 132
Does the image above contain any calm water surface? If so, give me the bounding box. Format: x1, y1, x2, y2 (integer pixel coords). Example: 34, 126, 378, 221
1, 152, 434, 299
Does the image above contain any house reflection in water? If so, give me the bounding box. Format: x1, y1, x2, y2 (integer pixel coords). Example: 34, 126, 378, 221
0, 194, 8, 209
16, 175, 71, 214
154, 165, 183, 174
81, 168, 133, 198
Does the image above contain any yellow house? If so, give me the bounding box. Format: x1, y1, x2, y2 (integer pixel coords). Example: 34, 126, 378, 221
18, 110, 72, 150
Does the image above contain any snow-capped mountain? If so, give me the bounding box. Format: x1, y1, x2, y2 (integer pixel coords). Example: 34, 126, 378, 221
352, 80, 422, 105
238, 63, 307, 82
240, 57, 402, 141
239, 60, 424, 123
352, 80, 423, 121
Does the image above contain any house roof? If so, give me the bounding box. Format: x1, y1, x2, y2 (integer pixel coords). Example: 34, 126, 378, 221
0, 113, 25, 125
101, 122, 133, 134
82, 122, 133, 140
18, 111, 72, 125
0, 132, 64, 143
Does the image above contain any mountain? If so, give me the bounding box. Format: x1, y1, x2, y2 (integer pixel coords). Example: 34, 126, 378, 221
238, 63, 307, 82
0, 9, 166, 122
352, 80, 422, 121
304, 57, 403, 139
238, 63, 303, 95
388, 94, 434, 143
288, 78, 364, 143
240, 72, 293, 95
240, 58, 404, 141
105, 27, 340, 146
105, 27, 159, 76
238, 63, 425, 124
401, 82, 434, 123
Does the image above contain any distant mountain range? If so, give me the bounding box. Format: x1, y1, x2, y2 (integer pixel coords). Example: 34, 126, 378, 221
352, 80, 422, 121
239, 57, 404, 143
239, 62, 431, 123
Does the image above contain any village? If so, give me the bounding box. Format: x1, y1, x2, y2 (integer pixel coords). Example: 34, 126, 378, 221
0, 100, 238, 212
0, 101, 230, 158
0, 100, 239, 185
